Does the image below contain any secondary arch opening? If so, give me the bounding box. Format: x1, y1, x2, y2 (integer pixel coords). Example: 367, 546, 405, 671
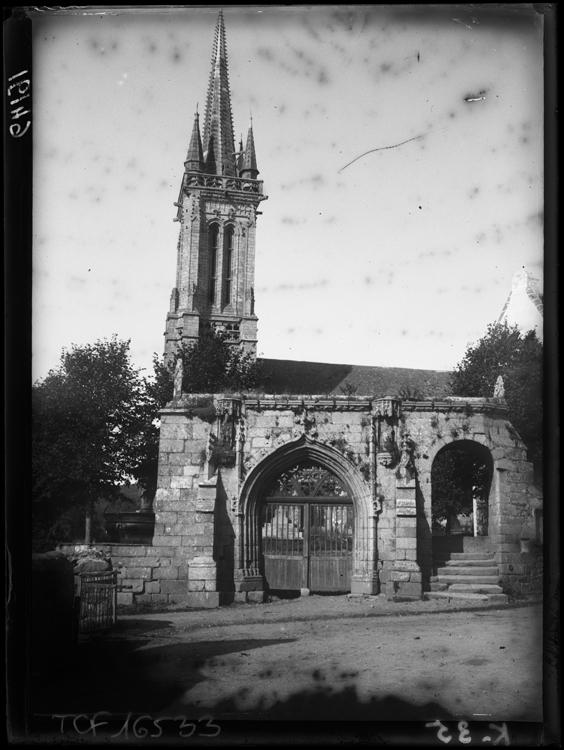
431, 440, 493, 539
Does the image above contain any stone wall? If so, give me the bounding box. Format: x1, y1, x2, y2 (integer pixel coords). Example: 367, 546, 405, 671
59, 543, 189, 606
402, 399, 543, 594
152, 394, 543, 603
57, 395, 542, 607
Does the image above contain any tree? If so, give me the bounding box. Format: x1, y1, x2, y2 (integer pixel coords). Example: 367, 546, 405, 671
450, 323, 543, 482
431, 447, 491, 535
32, 332, 268, 550
429, 323, 542, 535
32, 337, 155, 550
136, 330, 269, 512
152, 328, 268, 399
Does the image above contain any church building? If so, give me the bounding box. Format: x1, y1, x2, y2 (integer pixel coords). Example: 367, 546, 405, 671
111, 12, 543, 607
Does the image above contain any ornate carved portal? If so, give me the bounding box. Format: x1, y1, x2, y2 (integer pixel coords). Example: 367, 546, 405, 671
237, 435, 378, 597
260, 463, 354, 593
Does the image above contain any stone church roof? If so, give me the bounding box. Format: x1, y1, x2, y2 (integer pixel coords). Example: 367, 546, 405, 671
258, 358, 452, 399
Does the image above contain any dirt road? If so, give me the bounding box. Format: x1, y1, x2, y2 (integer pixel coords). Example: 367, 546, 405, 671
30, 595, 543, 743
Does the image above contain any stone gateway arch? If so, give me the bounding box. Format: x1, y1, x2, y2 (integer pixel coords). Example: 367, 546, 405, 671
236, 435, 375, 597
149, 394, 542, 606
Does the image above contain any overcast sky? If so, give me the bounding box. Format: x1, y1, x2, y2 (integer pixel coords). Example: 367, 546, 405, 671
31, 5, 544, 382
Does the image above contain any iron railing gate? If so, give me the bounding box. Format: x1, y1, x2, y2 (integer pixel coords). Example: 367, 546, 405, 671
261, 501, 354, 591
261, 463, 355, 592
309, 503, 354, 591
75, 571, 118, 635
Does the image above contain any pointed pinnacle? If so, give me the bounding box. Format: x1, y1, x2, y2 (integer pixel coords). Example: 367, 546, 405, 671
202, 10, 236, 176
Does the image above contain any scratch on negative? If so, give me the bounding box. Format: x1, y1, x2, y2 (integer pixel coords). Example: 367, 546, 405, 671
338, 127, 451, 173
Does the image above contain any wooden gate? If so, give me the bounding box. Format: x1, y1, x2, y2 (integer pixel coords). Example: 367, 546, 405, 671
261, 463, 354, 592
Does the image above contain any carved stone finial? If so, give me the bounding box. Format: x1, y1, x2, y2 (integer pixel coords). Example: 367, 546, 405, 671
493, 375, 505, 398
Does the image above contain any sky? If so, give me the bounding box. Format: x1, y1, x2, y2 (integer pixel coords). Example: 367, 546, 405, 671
31, 5, 544, 383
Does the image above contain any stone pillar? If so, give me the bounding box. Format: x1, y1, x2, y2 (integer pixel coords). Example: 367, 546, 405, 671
233, 568, 264, 603
387, 450, 422, 600
234, 506, 264, 603
186, 477, 220, 607
350, 498, 380, 596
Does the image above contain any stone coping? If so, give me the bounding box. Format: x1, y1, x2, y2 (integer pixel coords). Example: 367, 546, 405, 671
401, 398, 508, 414
59, 543, 154, 555
160, 394, 508, 415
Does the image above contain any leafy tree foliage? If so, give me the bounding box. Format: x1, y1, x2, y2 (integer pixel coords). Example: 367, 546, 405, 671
32, 337, 155, 550
430, 323, 543, 535
138, 331, 269, 505
431, 446, 491, 535
32, 331, 269, 550
450, 323, 543, 481
152, 328, 268, 400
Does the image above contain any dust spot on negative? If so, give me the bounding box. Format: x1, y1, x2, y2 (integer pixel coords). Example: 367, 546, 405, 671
258, 47, 274, 62
461, 657, 490, 666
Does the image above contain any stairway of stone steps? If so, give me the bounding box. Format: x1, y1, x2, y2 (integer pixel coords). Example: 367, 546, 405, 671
427, 551, 508, 604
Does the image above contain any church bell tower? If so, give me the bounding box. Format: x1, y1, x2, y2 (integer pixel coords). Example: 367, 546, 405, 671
164, 10, 267, 362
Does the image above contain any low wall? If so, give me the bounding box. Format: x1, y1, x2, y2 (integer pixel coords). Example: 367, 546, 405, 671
496, 544, 544, 597
59, 544, 191, 606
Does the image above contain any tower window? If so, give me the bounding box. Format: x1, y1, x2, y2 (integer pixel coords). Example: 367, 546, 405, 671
208, 224, 219, 303
223, 226, 234, 306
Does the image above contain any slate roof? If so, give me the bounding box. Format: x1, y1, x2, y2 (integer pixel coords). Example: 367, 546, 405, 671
258, 358, 452, 399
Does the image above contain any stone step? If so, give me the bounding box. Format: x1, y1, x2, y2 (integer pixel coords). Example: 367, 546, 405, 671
427, 591, 508, 604
450, 552, 494, 560
427, 591, 489, 601
437, 566, 499, 577
448, 583, 504, 594
444, 559, 498, 567
430, 582, 449, 591
439, 576, 499, 586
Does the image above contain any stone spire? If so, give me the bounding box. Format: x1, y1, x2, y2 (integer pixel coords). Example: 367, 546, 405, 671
164, 10, 267, 364
497, 269, 543, 341
202, 10, 236, 177
184, 110, 204, 172
240, 117, 259, 179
